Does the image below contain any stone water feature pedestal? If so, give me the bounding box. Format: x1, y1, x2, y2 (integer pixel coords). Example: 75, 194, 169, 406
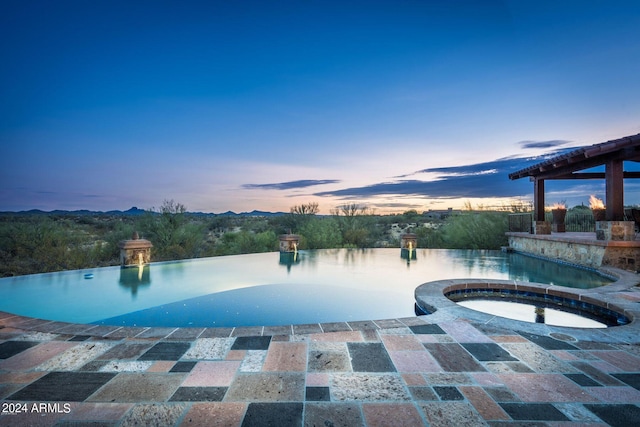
279, 233, 300, 253
400, 232, 417, 260
279, 233, 301, 271
118, 231, 153, 267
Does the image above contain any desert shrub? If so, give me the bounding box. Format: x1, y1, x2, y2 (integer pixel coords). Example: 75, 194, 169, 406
440, 211, 508, 249
332, 204, 375, 248
415, 226, 444, 248
0, 215, 116, 276
214, 230, 278, 255
298, 217, 342, 249
137, 200, 206, 261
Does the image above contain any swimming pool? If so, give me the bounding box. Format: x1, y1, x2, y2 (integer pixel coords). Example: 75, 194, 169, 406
0, 249, 612, 327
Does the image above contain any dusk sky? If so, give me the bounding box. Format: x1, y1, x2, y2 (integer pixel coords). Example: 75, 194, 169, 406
2, 1, 640, 214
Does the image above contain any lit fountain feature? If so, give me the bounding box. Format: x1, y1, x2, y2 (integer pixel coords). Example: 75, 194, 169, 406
117, 232, 152, 296
118, 231, 152, 268
279, 231, 301, 270
400, 231, 417, 262
279, 231, 300, 253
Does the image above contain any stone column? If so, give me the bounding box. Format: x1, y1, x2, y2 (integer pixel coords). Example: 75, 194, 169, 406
595, 221, 635, 241
533, 221, 551, 235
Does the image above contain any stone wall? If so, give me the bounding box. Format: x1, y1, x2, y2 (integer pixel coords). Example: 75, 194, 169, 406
508, 235, 604, 268
507, 233, 640, 271
601, 247, 640, 271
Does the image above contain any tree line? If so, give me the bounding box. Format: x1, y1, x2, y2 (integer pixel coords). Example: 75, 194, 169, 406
0, 199, 520, 277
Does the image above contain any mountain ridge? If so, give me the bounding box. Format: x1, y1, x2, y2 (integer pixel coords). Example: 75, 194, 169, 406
0, 207, 287, 217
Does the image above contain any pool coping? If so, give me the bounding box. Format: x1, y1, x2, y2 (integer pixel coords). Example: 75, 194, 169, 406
0, 311, 431, 339
415, 266, 640, 344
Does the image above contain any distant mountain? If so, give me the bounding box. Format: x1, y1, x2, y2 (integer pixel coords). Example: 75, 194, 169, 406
247, 209, 287, 217
0, 207, 286, 217
0, 207, 149, 216
111, 207, 148, 216
0, 209, 98, 216
210, 210, 286, 217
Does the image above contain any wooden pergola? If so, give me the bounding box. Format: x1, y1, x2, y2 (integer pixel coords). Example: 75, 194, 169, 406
509, 133, 640, 222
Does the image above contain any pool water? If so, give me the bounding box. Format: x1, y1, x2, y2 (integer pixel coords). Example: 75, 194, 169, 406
0, 249, 612, 327
457, 300, 608, 328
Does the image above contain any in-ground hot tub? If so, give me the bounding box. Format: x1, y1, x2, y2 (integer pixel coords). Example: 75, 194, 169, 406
415, 278, 635, 330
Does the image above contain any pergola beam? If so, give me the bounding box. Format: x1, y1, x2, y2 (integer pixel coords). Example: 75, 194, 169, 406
509, 136, 640, 181
548, 171, 640, 180
521, 151, 637, 180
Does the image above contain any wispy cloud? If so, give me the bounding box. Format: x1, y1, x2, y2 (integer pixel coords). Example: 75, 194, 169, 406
518, 140, 571, 149
314, 151, 586, 200
242, 179, 341, 190
394, 155, 539, 181
314, 175, 530, 200
369, 202, 423, 209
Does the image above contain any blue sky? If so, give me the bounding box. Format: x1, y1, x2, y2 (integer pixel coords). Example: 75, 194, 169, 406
1, 1, 639, 214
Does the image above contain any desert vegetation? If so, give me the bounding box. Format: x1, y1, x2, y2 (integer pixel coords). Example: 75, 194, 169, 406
1, 199, 541, 277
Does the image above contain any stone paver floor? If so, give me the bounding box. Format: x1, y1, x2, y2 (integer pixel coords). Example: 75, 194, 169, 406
1, 314, 639, 426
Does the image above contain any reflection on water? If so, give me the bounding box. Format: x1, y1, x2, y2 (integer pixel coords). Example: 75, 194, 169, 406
506, 254, 607, 289
451, 250, 510, 277
279, 251, 302, 272
119, 265, 151, 297
457, 300, 608, 328
400, 248, 417, 263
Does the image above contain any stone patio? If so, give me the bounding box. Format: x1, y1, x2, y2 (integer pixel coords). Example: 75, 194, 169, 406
1, 306, 639, 426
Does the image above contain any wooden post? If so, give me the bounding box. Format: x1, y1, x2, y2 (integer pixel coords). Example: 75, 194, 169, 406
533, 178, 545, 221
605, 159, 624, 221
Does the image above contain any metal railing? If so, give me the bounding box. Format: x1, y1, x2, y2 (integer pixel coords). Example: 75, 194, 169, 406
508, 212, 596, 233
508, 213, 532, 233
562, 212, 596, 232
